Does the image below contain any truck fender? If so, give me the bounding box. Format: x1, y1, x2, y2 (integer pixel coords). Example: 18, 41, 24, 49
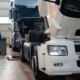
36, 46, 46, 71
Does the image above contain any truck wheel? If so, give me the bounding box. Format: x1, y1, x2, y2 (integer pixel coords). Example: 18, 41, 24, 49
9, 45, 12, 48
38, 70, 47, 80
32, 47, 47, 80
54, 76, 66, 80
20, 44, 27, 62
12, 47, 16, 51
32, 56, 38, 79
32, 57, 46, 80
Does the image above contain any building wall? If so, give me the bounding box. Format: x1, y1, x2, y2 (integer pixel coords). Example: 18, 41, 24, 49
0, 2, 10, 9
0, 24, 10, 44
0, 0, 10, 44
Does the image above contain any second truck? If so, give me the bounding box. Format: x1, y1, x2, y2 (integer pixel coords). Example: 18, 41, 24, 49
9, 0, 40, 51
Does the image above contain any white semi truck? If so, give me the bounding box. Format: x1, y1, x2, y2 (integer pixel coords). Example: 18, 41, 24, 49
20, 0, 80, 80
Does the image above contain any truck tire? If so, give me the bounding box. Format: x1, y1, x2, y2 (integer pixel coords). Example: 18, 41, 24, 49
12, 47, 16, 51
32, 56, 38, 79
9, 45, 12, 48
20, 44, 27, 62
37, 69, 47, 80
32, 47, 47, 80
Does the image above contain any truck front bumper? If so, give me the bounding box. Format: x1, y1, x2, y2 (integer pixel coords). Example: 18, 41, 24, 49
44, 59, 80, 75
38, 39, 80, 76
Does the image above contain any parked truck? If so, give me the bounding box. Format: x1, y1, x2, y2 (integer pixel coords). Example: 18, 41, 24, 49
20, 0, 80, 80
9, 0, 39, 51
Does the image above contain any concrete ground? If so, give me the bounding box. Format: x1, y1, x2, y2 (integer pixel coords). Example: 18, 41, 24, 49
0, 46, 80, 80
0, 46, 35, 80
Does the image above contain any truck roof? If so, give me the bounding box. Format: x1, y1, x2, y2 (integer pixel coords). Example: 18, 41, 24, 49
10, 0, 38, 8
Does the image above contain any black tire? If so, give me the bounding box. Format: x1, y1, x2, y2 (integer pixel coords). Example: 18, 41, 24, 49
32, 47, 47, 80
31, 56, 38, 79
12, 47, 16, 51
20, 44, 27, 62
30, 45, 34, 67
9, 45, 12, 48
37, 69, 47, 80
56, 76, 65, 80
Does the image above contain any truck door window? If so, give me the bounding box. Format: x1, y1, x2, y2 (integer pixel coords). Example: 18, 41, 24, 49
65, 0, 80, 12
60, 0, 80, 18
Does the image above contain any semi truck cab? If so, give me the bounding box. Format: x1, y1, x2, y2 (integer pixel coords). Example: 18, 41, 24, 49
9, 0, 39, 51
37, 0, 80, 76
20, 0, 80, 80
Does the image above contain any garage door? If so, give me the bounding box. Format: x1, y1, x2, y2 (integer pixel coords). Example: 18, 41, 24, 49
0, 10, 9, 17
0, 2, 10, 9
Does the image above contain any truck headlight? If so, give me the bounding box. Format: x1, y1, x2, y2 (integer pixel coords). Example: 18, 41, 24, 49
16, 40, 20, 42
48, 45, 68, 56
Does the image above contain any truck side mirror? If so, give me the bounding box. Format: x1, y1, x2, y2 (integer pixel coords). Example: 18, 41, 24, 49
8, 27, 12, 31
9, 10, 12, 19
43, 0, 60, 5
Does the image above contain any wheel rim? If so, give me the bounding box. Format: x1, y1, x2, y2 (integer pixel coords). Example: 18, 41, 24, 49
31, 58, 34, 70
34, 58, 38, 77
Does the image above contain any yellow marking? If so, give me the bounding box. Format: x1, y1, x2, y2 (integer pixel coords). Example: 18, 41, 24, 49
48, 2, 54, 18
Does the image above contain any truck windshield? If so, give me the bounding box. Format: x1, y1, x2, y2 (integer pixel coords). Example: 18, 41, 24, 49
16, 7, 40, 19
60, 0, 80, 18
